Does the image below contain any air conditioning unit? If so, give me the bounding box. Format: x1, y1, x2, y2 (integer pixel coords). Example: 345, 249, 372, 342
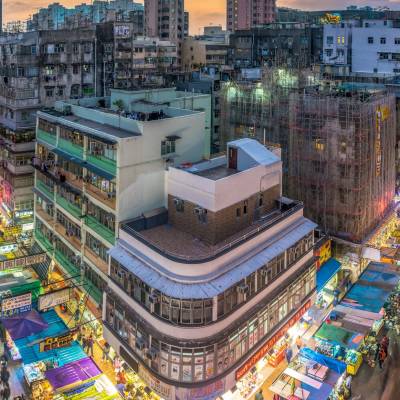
146, 349, 159, 360
136, 339, 146, 351
194, 207, 205, 215
237, 283, 249, 294
149, 293, 160, 304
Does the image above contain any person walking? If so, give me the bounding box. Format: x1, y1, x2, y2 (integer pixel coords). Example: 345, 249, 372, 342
285, 347, 293, 364
87, 333, 94, 357
378, 346, 387, 369
374, 342, 381, 362
381, 335, 389, 353
295, 336, 303, 350
102, 342, 110, 362
255, 389, 264, 400
0, 367, 9, 385
2, 383, 10, 400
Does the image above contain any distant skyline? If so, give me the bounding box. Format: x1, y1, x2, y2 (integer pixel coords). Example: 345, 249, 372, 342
4, 0, 400, 33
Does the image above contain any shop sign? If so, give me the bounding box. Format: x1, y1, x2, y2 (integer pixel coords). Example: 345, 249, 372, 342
114, 25, 130, 37
3, 225, 22, 237
138, 365, 173, 400
235, 300, 311, 381
177, 379, 226, 400
0, 253, 47, 271
38, 288, 70, 311
1, 293, 32, 317
39, 331, 75, 352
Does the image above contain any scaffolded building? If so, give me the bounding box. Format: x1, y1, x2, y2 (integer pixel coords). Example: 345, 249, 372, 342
288, 85, 396, 243
220, 71, 396, 243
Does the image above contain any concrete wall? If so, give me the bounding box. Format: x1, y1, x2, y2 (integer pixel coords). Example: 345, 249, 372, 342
116, 111, 206, 222
168, 162, 282, 213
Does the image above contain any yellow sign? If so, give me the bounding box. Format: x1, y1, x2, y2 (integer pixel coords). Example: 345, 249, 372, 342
321, 13, 341, 24
3, 225, 22, 237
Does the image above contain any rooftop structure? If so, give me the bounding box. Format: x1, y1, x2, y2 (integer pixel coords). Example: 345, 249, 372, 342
104, 138, 317, 398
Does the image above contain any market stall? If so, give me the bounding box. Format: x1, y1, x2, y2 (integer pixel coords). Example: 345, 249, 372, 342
269, 347, 346, 400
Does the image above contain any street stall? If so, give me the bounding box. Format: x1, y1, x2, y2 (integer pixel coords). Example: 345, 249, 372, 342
269, 348, 347, 400
313, 323, 363, 375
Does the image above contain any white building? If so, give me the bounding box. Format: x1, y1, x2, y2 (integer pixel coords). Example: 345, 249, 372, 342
33, 93, 207, 308
323, 20, 400, 76
104, 139, 317, 399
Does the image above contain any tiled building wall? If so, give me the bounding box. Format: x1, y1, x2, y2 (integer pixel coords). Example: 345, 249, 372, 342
168, 184, 280, 244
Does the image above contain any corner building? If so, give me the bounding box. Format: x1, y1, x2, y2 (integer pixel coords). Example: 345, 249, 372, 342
104, 139, 317, 399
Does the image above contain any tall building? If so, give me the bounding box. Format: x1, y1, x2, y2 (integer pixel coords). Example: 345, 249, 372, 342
144, 0, 184, 58
33, 89, 209, 308
227, 0, 276, 32
103, 138, 317, 399
0, 26, 110, 236
288, 85, 396, 243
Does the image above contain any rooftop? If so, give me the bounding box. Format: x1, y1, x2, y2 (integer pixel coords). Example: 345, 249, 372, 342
121, 199, 303, 263
39, 109, 140, 140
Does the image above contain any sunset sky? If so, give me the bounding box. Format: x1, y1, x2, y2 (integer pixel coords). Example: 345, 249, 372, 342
5, 0, 400, 33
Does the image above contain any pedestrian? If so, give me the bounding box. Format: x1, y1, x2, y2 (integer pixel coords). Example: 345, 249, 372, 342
381, 335, 389, 353
285, 347, 293, 364
345, 374, 352, 397
295, 336, 303, 350
374, 342, 381, 361
255, 389, 264, 400
378, 347, 387, 369
2, 383, 9, 400
87, 333, 94, 357
102, 342, 110, 362
0, 367, 9, 385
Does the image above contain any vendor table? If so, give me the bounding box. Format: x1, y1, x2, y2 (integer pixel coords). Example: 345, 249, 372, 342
269, 380, 310, 400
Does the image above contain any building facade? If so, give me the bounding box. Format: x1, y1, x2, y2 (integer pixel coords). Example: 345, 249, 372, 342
33, 92, 207, 308
227, 0, 276, 32
144, 0, 185, 60
288, 86, 396, 243
103, 139, 317, 399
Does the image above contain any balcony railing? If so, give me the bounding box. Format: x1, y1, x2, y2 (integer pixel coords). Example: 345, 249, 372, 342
82, 277, 102, 305
56, 195, 83, 220
86, 154, 116, 176
84, 215, 115, 245
34, 230, 54, 252
37, 128, 57, 146
54, 249, 81, 279
86, 183, 116, 210
84, 246, 109, 275
36, 180, 55, 200
58, 138, 84, 158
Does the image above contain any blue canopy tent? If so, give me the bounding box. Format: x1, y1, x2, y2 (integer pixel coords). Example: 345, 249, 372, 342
317, 259, 342, 292
299, 347, 346, 375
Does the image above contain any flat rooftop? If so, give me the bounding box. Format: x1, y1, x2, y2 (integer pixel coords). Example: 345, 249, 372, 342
39, 110, 141, 139
122, 199, 302, 262
193, 165, 238, 180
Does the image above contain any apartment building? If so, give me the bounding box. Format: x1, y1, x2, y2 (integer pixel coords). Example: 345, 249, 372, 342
103, 139, 317, 399
229, 23, 322, 68
27, 0, 144, 31
33, 92, 207, 307
227, 0, 276, 32
144, 0, 185, 60
110, 88, 212, 157
0, 27, 109, 232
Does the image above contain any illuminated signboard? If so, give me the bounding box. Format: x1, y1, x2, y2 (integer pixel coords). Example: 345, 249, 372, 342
321, 13, 341, 24
39, 331, 75, 352
38, 288, 70, 311
235, 300, 311, 381
0, 253, 47, 271
1, 293, 32, 317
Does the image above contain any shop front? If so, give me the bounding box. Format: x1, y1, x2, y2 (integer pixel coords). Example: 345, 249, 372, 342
269, 347, 347, 400
219, 300, 313, 400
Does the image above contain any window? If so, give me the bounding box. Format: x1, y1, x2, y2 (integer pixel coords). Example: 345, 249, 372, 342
236, 208, 241, 218
326, 36, 333, 45
368, 37, 374, 44
161, 140, 176, 156
379, 52, 389, 60
57, 87, 64, 96
243, 200, 248, 215
72, 65, 79, 74
45, 87, 54, 97
325, 49, 333, 57
392, 53, 400, 61
380, 37, 386, 44
73, 43, 79, 53
395, 38, 400, 45
54, 43, 65, 53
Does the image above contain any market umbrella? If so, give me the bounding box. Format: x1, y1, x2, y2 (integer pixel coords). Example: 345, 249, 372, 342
1, 310, 48, 340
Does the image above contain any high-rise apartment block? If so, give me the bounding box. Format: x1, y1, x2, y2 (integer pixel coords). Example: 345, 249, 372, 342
33, 89, 208, 307
227, 0, 276, 32
103, 139, 316, 399
144, 0, 184, 58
